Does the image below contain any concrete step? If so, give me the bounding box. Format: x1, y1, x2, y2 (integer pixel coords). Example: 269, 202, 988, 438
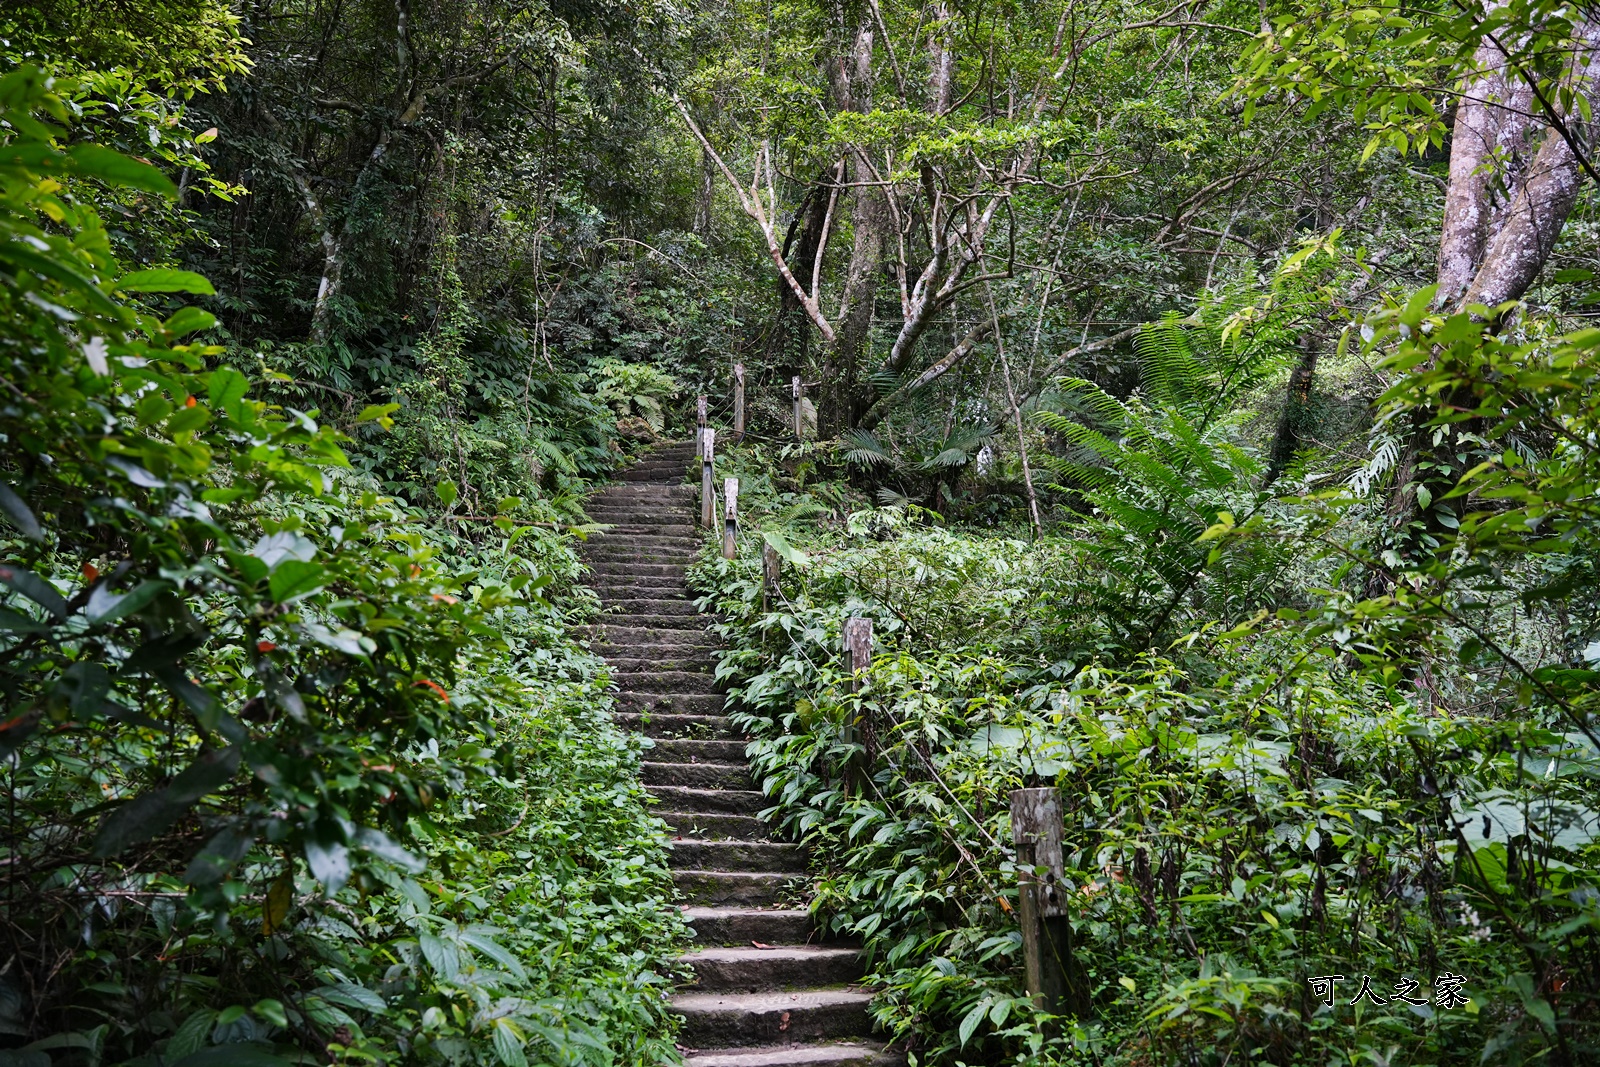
673, 989, 875, 1047
683, 907, 814, 946
682, 946, 863, 992
651, 738, 748, 762
684, 1042, 900, 1067
673, 870, 804, 907
665, 812, 768, 839
649, 786, 765, 815
644, 761, 751, 790
615, 670, 720, 693
670, 840, 805, 873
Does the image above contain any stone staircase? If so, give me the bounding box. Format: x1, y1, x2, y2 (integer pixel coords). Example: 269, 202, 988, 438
580, 441, 897, 1067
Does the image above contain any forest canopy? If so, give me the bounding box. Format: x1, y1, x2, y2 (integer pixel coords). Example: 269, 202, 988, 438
0, 0, 1597, 1065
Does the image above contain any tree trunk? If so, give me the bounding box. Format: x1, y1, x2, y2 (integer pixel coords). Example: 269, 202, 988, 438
818, 4, 883, 437
1377, 19, 1600, 567
1265, 332, 1320, 486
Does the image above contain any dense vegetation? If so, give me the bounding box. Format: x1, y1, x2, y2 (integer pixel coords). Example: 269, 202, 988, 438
2, 0, 1599, 1065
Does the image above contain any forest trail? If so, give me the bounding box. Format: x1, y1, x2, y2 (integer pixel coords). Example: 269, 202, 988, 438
581, 443, 898, 1067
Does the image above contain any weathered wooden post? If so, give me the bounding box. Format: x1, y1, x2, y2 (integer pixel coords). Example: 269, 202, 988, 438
842, 617, 873, 791
733, 363, 746, 441
699, 427, 716, 529
792, 376, 804, 441
721, 478, 739, 559
1011, 788, 1089, 1017
761, 542, 780, 611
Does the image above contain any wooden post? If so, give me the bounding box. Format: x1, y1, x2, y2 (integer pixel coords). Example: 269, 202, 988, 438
700, 428, 716, 529
722, 478, 739, 559
697, 394, 708, 434
842, 617, 873, 791
1011, 788, 1088, 1018
733, 364, 746, 441
792, 376, 804, 441
761, 542, 780, 611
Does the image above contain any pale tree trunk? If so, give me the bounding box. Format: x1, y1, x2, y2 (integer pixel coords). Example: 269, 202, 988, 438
819, 4, 883, 436
1379, 18, 1600, 571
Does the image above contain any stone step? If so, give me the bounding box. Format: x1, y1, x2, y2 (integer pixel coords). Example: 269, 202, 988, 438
583, 534, 702, 550
586, 506, 694, 519
615, 670, 720, 693
602, 599, 699, 615
586, 629, 717, 649
586, 562, 693, 578
599, 615, 710, 633
684, 1042, 900, 1067
621, 710, 733, 736
670, 840, 806, 874
682, 946, 863, 992
651, 738, 748, 762
673, 870, 803, 907
592, 575, 691, 591
644, 761, 750, 790
585, 548, 699, 564
683, 907, 813, 946
615, 694, 727, 717
604, 652, 716, 674
590, 523, 698, 536
590, 486, 697, 501
622, 469, 692, 482
673, 989, 875, 1047
665, 812, 768, 839
649, 786, 765, 815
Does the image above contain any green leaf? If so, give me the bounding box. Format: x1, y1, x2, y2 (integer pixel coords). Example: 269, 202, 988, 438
86, 579, 170, 626
208, 367, 250, 417
166, 1009, 217, 1062
0, 482, 43, 541
958, 999, 989, 1047
0, 564, 67, 620
114, 268, 215, 295
92, 746, 242, 856
436, 480, 459, 508
491, 1020, 527, 1067
0, 238, 122, 317
762, 529, 809, 567
356, 403, 399, 424
164, 307, 218, 336
67, 143, 177, 196
268, 560, 326, 603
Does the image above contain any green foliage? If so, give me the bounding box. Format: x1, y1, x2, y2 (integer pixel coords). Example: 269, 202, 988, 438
0, 65, 684, 1066
596, 360, 682, 437
690, 285, 1600, 1063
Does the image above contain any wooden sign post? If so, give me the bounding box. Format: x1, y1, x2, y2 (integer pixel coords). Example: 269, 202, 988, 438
733, 363, 746, 441
842, 617, 873, 791
700, 428, 716, 529
792, 376, 804, 441
721, 478, 739, 559
1010, 787, 1088, 1017
761, 542, 780, 611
